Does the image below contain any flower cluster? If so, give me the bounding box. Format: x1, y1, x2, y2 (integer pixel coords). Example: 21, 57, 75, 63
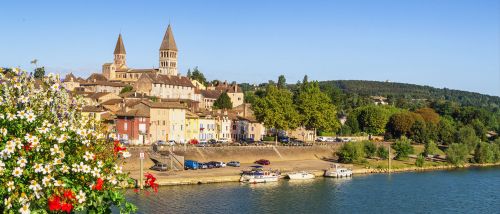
144, 173, 159, 193
0, 68, 136, 213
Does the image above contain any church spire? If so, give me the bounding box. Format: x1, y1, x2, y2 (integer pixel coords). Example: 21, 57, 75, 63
160, 24, 177, 51
114, 33, 126, 54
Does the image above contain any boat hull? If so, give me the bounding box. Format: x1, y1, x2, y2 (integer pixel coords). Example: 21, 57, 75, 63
287, 173, 315, 180
240, 175, 279, 183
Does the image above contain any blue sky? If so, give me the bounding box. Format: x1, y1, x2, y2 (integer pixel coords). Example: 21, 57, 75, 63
1, 0, 499, 96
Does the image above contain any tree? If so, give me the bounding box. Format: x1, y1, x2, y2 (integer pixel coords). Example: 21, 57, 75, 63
446, 143, 469, 166
34, 66, 45, 78
377, 146, 389, 160
186, 69, 192, 78
363, 141, 377, 158
391, 137, 414, 160
294, 81, 340, 136
252, 85, 300, 142
424, 140, 439, 156
470, 119, 487, 141
277, 75, 286, 89
337, 142, 365, 163
410, 120, 429, 144
386, 112, 422, 138
190, 66, 207, 85
213, 92, 233, 109
120, 85, 133, 94
473, 142, 495, 164
415, 107, 440, 125
438, 117, 456, 145
357, 105, 389, 135
455, 125, 479, 152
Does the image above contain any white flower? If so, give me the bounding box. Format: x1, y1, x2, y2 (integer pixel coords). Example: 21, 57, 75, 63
53, 180, 64, 187
18, 95, 29, 104
97, 161, 104, 168
61, 165, 70, 173
107, 175, 118, 185
6, 112, 16, 121
0, 128, 7, 136
42, 164, 52, 175
7, 181, 15, 192
33, 163, 43, 173
57, 134, 68, 143
12, 167, 23, 177
19, 203, 30, 214
17, 110, 27, 119
50, 144, 60, 156
17, 157, 27, 168
53, 158, 62, 165
76, 190, 86, 204
37, 126, 50, 134
0, 160, 4, 171
42, 175, 53, 187
50, 83, 60, 91
83, 151, 94, 161
26, 112, 36, 123
122, 151, 131, 158
4, 197, 12, 209
28, 180, 42, 192
114, 165, 123, 174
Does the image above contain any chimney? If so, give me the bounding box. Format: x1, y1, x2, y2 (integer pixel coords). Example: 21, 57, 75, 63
234, 84, 237, 93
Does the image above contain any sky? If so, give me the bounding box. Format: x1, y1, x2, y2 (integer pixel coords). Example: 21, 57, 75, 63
1, 0, 499, 96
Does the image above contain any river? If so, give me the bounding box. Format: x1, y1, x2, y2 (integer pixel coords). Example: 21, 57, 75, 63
125, 167, 500, 214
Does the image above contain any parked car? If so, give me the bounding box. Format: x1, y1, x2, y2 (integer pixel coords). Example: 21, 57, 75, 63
156, 140, 167, 145
167, 140, 176, 145
206, 161, 217, 168
196, 142, 209, 147
208, 139, 217, 144
316, 136, 328, 142
184, 160, 199, 170
119, 139, 130, 146
227, 161, 240, 167
217, 138, 229, 143
150, 162, 168, 171
198, 162, 208, 169
255, 159, 271, 165
279, 136, 290, 143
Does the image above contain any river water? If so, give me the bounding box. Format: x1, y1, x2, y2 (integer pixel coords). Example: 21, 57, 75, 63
125, 167, 500, 214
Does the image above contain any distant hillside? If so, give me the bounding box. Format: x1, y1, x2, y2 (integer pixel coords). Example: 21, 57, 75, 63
318, 80, 500, 109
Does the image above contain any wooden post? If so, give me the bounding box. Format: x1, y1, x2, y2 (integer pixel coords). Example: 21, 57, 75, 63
388, 143, 391, 174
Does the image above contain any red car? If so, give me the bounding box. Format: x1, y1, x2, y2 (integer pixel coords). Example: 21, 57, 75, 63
255, 159, 271, 165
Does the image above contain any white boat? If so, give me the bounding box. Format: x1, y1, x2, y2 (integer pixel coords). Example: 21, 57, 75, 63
287, 171, 315, 180
240, 166, 280, 183
324, 164, 352, 178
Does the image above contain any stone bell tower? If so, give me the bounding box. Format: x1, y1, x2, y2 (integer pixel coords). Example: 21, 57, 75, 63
114, 33, 127, 70
159, 24, 178, 76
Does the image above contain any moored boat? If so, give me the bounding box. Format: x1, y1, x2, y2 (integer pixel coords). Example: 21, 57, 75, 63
324, 164, 352, 178
240, 166, 280, 183
287, 171, 315, 180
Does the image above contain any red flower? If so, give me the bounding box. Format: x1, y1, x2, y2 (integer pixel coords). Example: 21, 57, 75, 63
94, 178, 104, 191
48, 195, 62, 211
63, 189, 75, 200
23, 143, 32, 151
144, 173, 159, 193
113, 140, 127, 154
61, 202, 73, 213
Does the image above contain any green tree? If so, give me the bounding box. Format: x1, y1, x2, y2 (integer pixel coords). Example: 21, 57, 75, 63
455, 125, 479, 152
213, 92, 233, 109
294, 81, 340, 136
424, 140, 439, 156
470, 119, 487, 141
244, 91, 257, 104
437, 117, 456, 145
186, 69, 192, 78
120, 85, 134, 94
446, 143, 469, 166
190, 66, 207, 85
410, 120, 429, 144
363, 141, 377, 158
34, 66, 45, 78
415, 107, 440, 125
337, 142, 365, 163
253, 85, 300, 142
473, 142, 495, 164
377, 146, 389, 160
415, 154, 425, 167
358, 106, 389, 135
391, 137, 414, 160
277, 75, 287, 89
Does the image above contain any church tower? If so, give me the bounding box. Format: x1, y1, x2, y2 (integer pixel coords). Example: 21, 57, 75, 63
114, 33, 127, 70
159, 24, 178, 76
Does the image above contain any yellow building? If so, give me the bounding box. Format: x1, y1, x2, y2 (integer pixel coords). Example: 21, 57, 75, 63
185, 111, 200, 143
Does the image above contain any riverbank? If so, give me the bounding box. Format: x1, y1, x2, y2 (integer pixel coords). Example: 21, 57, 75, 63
124, 157, 500, 186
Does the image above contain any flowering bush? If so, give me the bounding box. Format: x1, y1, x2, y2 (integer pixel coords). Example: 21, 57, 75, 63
0, 68, 136, 213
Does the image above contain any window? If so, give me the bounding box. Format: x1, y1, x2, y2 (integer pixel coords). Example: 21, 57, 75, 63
124, 123, 128, 131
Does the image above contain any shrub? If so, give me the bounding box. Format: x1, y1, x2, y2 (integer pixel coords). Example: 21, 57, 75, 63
336, 142, 365, 163
473, 142, 495, 164
376, 146, 389, 160
415, 154, 425, 167
363, 141, 377, 158
0, 69, 136, 213
262, 136, 275, 141
424, 140, 439, 156
446, 143, 469, 166
391, 137, 414, 160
